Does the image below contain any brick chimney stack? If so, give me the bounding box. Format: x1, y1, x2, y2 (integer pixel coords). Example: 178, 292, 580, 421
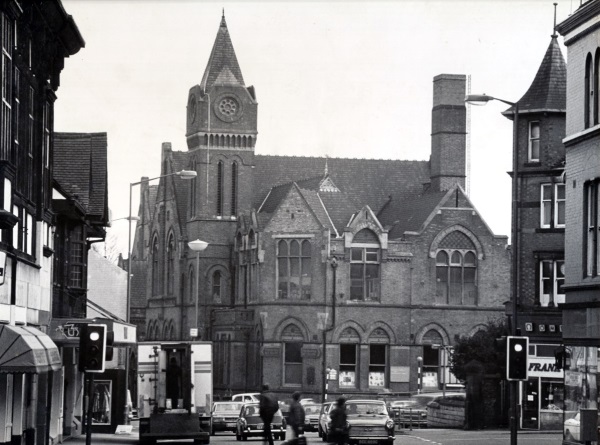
430, 74, 467, 192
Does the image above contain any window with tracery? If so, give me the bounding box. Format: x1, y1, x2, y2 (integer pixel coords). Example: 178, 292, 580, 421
277, 239, 312, 300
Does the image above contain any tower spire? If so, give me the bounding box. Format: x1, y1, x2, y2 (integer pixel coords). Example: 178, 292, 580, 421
552, 3, 558, 38
221, 8, 227, 27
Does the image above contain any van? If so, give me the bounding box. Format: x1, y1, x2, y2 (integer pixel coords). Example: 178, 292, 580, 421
231, 392, 260, 403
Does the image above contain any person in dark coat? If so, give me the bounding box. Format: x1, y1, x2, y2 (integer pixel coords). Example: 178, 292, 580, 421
288, 391, 306, 439
328, 397, 348, 445
259, 384, 278, 445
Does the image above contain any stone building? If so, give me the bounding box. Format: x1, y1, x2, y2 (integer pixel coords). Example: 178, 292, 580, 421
132, 14, 511, 401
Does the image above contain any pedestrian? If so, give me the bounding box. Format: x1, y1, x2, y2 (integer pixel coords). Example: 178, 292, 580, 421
328, 397, 348, 445
287, 391, 305, 443
259, 384, 279, 445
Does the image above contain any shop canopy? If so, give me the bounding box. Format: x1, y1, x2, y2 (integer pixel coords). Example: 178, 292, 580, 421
0, 324, 61, 373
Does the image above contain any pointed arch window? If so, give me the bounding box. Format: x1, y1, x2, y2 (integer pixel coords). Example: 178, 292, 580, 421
350, 230, 380, 301
152, 236, 160, 296
595, 49, 600, 125
217, 160, 224, 216
231, 161, 238, 216
166, 233, 175, 295
277, 239, 312, 300
436, 248, 478, 305
212, 270, 222, 303
282, 324, 304, 386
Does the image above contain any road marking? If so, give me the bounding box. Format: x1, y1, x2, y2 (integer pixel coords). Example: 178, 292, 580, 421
404, 435, 442, 445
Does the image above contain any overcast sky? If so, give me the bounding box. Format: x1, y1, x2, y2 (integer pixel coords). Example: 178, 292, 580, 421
56, 0, 572, 256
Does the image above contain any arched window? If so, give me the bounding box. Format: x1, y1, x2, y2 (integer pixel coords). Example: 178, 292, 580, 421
368, 328, 389, 388
595, 49, 600, 125
190, 158, 197, 216
282, 324, 304, 386
152, 236, 160, 296
585, 53, 594, 129
339, 327, 360, 388
350, 229, 380, 301
212, 270, 222, 303
277, 239, 312, 300
217, 161, 224, 215
231, 161, 238, 216
436, 249, 477, 305
166, 233, 175, 296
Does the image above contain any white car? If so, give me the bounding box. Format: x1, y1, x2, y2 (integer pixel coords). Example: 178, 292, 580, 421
231, 392, 261, 403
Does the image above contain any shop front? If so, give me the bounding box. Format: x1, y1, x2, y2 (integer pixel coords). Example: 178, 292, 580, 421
521, 346, 564, 430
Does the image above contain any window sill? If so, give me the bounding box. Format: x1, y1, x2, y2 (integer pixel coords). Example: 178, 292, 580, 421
563, 124, 600, 147
535, 227, 565, 233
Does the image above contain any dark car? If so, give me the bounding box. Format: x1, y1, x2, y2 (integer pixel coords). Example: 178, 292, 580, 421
211, 401, 244, 435
236, 402, 286, 441
302, 403, 322, 432
332, 400, 395, 445
318, 402, 334, 440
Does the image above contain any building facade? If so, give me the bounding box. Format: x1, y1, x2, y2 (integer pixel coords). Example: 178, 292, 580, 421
556, 2, 600, 443
132, 15, 511, 403
0, 3, 84, 445
501, 33, 567, 430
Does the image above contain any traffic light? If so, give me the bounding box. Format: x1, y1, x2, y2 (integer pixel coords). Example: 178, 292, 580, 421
78, 324, 107, 373
506, 336, 528, 381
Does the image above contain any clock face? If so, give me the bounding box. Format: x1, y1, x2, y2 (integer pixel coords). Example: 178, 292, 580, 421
214, 93, 243, 122
188, 95, 196, 122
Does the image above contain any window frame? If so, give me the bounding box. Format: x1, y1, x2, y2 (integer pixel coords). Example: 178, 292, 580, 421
540, 183, 565, 229
584, 180, 600, 277
528, 121, 540, 162
539, 259, 565, 307
368, 343, 387, 388
277, 239, 312, 300
151, 236, 160, 296
436, 248, 478, 305
166, 233, 175, 296
339, 343, 358, 388
350, 245, 381, 301
69, 225, 85, 288
283, 341, 303, 386
585, 53, 594, 129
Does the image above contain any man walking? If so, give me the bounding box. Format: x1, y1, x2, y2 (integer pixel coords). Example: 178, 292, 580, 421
288, 391, 306, 443
328, 397, 348, 445
259, 384, 278, 445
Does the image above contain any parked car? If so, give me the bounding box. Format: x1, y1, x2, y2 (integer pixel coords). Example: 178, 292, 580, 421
303, 403, 322, 432
278, 400, 291, 424
318, 401, 334, 440
390, 392, 464, 428
236, 402, 286, 441
332, 399, 395, 445
232, 393, 261, 403
300, 398, 315, 406
211, 401, 243, 435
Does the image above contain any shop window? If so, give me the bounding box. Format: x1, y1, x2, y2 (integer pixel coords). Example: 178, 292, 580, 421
368, 344, 387, 388
91, 381, 112, 425
277, 239, 312, 300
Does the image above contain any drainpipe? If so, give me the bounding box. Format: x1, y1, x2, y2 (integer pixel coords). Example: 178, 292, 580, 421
321, 257, 338, 403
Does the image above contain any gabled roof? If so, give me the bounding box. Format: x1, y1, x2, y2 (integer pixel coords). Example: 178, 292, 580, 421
378, 190, 447, 239
253, 155, 430, 216
54, 132, 109, 224
503, 36, 566, 116
200, 13, 245, 91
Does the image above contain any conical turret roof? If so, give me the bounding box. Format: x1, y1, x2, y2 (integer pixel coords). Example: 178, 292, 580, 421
503, 36, 566, 116
200, 13, 245, 91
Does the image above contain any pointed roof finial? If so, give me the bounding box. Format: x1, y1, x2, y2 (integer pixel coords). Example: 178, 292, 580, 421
552, 3, 558, 38
324, 156, 329, 178
221, 8, 227, 27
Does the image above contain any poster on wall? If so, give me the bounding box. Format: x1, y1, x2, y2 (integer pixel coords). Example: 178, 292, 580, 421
369, 371, 385, 387
339, 371, 356, 387
422, 372, 438, 388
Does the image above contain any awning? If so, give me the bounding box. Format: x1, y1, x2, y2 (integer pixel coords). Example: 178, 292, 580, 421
0, 324, 62, 373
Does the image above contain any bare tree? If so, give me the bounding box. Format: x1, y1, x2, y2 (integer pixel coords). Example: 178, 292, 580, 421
91, 231, 123, 264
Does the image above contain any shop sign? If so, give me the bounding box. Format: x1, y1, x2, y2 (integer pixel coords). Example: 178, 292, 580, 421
527, 357, 563, 378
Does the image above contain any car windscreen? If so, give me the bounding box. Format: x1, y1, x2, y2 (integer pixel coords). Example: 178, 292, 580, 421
214, 403, 243, 413
304, 405, 321, 415
346, 403, 388, 415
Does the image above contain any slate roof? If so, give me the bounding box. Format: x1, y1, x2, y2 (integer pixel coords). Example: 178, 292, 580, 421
200, 14, 245, 91
503, 36, 566, 115
54, 132, 109, 222
253, 155, 430, 215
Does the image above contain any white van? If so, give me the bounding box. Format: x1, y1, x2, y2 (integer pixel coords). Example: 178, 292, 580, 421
231, 392, 260, 403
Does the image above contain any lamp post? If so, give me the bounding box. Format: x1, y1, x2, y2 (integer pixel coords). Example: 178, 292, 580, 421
465, 94, 519, 445
416, 356, 423, 394
321, 257, 338, 403
188, 238, 209, 339
125, 169, 197, 424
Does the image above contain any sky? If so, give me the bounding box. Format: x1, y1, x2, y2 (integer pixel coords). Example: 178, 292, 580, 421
55, 0, 573, 257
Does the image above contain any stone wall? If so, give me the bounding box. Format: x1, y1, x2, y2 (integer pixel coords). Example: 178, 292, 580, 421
427, 396, 465, 428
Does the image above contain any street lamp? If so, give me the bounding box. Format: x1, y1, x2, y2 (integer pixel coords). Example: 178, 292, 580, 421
465, 93, 519, 445
125, 169, 197, 424
188, 238, 209, 339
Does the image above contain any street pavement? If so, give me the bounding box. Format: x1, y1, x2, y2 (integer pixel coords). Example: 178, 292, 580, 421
63, 425, 564, 445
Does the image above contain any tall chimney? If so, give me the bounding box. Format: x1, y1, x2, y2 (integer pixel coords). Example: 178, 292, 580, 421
430, 74, 467, 192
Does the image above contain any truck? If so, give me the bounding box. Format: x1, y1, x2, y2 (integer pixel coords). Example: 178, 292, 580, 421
137, 341, 212, 445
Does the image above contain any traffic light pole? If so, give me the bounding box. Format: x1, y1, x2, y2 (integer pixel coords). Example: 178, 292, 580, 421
85, 372, 95, 445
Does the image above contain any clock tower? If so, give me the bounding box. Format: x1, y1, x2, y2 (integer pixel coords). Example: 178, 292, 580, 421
186, 12, 258, 220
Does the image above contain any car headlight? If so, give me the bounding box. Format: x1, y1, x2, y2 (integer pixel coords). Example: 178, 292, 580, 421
385, 419, 395, 430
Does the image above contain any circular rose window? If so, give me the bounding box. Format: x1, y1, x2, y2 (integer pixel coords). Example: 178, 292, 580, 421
214, 94, 243, 122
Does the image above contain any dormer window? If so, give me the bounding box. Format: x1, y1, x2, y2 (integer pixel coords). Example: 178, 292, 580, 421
528, 122, 540, 162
